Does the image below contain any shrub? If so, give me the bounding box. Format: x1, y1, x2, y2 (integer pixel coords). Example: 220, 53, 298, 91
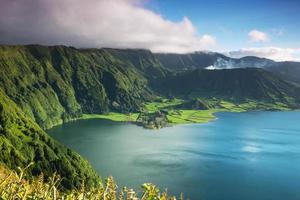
0, 164, 184, 200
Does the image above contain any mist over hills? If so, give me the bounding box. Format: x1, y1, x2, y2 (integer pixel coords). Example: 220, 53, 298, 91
101, 47, 300, 86
96, 48, 300, 86
155, 52, 275, 70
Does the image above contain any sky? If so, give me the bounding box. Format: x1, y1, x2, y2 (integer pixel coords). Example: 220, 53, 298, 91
0, 0, 299, 61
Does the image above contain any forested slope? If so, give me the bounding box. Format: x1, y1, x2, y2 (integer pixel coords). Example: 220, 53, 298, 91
0, 45, 154, 129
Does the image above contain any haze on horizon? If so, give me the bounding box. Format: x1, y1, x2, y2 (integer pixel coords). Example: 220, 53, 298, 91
0, 0, 299, 61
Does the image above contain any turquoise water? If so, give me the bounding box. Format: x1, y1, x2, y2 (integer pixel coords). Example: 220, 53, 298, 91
48, 111, 300, 200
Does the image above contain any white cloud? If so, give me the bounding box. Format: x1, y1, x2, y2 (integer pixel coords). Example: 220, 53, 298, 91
248, 30, 269, 42
0, 0, 216, 53
227, 47, 300, 61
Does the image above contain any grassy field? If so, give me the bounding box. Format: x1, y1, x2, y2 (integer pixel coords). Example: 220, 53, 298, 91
143, 99, 237, 125
143, 98, 184, 112
80, 98, 292, 127
81, 112, 139, 122
167, 110, 216, 124
81, 99, 218, 126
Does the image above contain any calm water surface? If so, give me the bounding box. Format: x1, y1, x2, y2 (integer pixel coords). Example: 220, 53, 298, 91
48, 111, 300, 200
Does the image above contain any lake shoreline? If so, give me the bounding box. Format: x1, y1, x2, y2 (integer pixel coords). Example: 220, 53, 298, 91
77, 108, 295, 130
46, 97, 298, 130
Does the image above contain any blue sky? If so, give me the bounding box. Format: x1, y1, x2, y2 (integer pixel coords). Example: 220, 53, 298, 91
0, 0, 299, 61
145, 0, 300, 51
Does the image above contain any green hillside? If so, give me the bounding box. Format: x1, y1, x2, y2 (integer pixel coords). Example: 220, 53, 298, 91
0, 45, 154, 129
1, 44, 300, 192
104, 48, 167, 79
153, 68, 300, 108
266, 61, 300, 86
0, 89, 99, 190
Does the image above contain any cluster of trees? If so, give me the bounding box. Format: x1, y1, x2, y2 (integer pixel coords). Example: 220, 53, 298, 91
137, 111, 169, 129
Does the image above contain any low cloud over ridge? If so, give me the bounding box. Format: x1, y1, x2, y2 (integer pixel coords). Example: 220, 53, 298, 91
0, 0, 216, 53
227, 47, 300, 61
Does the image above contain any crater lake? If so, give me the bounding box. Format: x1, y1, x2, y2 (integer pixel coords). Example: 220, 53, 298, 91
47, 111, 300, 200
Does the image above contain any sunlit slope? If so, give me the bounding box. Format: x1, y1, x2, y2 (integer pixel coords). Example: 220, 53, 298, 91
0, 45, 154, 129
0, 89, 99, 189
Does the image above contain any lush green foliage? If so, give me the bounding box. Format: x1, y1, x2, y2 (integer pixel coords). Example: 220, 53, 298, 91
0, 89, 100, 190
143, 98, 184, 113
153, 68, 300, 108
81, 113, 139, 122
136, 111, 169, 129
0, 45, 154, 129
105, 48, 167, 79
1, 44, 300, 194
0, 164, 182, 200
140, 98, 295, 126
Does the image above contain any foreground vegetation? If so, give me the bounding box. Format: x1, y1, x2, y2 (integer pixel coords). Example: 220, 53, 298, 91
0, 164, 183, 200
